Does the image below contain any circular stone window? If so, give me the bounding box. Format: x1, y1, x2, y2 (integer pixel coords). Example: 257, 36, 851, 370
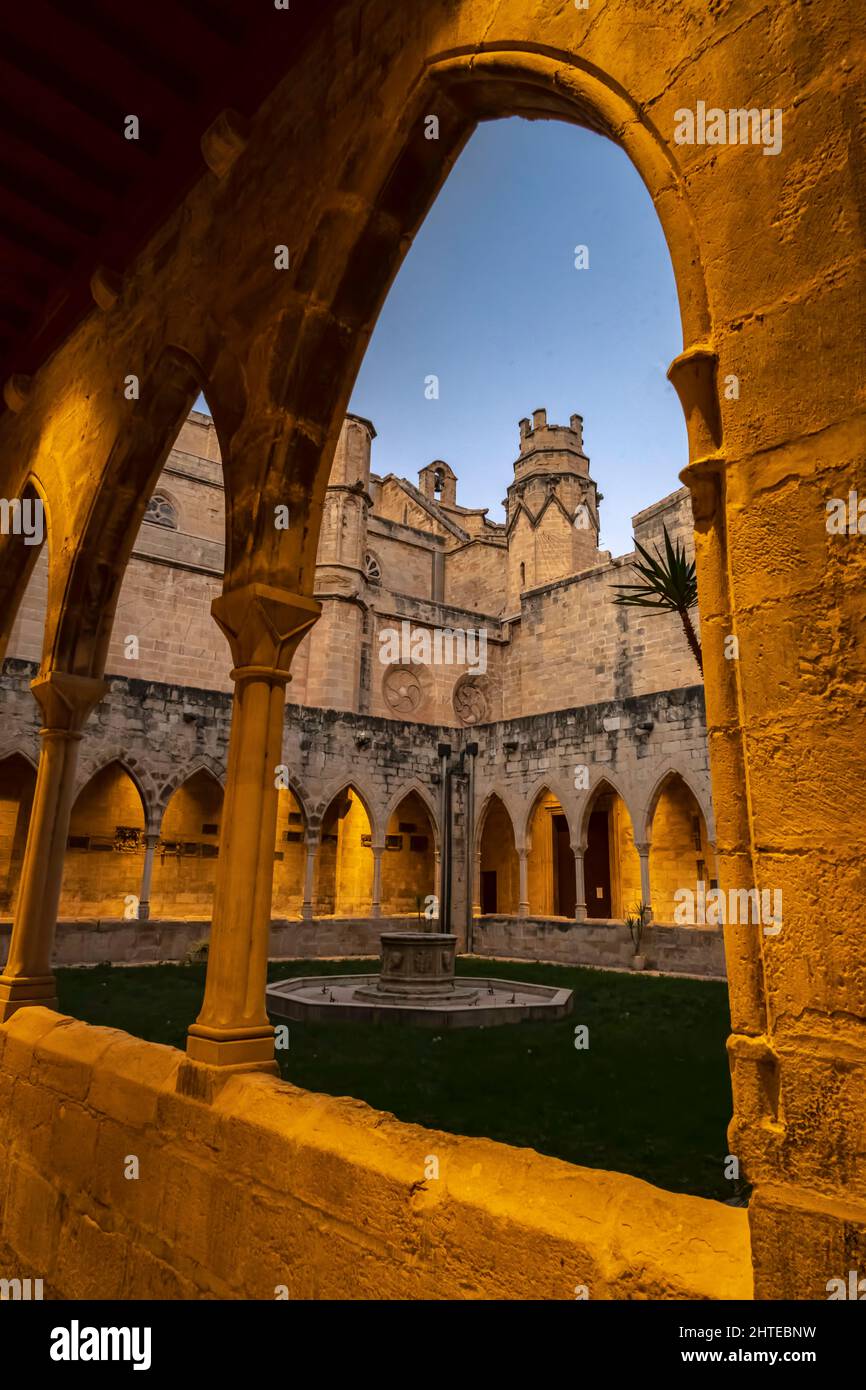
383, 665, 423, 715
453, 675, 489, 726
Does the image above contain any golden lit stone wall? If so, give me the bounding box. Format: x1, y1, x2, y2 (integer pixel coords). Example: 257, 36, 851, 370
610, 796, 642, 920
150, 772, 223, 920
315, 790, 375, 917
60, 765, 146, 919
650, 777, 717, 924
0, 1009, 752, 1300
381, 792, 435, 916
271, 788, 307, 918
526, 792, 559, 916
0, 756, 35, 917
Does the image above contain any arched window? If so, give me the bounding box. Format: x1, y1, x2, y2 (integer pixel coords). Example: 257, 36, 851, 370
364, 552, 381, 583
144, 493, 178, 529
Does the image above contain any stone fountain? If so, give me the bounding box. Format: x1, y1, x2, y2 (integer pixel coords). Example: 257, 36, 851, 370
266, 930, 572, 1028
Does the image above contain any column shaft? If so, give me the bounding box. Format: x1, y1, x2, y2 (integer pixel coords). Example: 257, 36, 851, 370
184, 583, 320, 1072
472, 849, 482, 915
138, 832, 159, 920
0, 671, 106, 1021
371, 844, 384, 919
636, 844, 653, 923
187, 671, 286, 1066
573, 847, 587, 922
518, 848, 529, 918
301, 839, 318, 921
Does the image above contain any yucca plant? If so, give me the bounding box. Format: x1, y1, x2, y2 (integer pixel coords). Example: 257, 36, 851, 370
612, 524, 702, 674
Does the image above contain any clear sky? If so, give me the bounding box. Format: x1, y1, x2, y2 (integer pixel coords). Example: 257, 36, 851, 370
349, 117, 687, 559
197, 117, 688, 560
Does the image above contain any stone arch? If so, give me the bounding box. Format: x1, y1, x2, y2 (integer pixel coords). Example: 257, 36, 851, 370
280, 775, 312, 830
0, 473, 51, 666
151, 766, 225, 921
0, 752, 38, 917
644, 768, 718, 926
46, 350, 202, 680
524, 782, 577, 919
61, 759, 148, 919
242, 42, 713, 606
156, 758, 225, 824
44, 338, 247, 683
383, 778, 440, 852
476, 789, 520, 917
475, 785, 522, 854
312, 781, 378, 918
0, 744, 38, 775
576, 772, 640, 851
578, 775, 642, 922
271, 775, 312, 919
521, 776, 577, 849
311, 778, 382, 845
73, 752, 154, 831
382, 785, 438, 917
641, 763, 715, 847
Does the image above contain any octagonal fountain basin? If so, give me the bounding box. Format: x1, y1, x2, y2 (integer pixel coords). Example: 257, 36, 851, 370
266, 930, 573, 1029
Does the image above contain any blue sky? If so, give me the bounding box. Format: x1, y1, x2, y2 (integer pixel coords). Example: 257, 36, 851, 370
349, 117, 687, 559
198, 118, 687, 559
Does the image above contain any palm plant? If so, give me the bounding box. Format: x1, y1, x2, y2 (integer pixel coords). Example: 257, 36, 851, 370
612, 524, 702, 674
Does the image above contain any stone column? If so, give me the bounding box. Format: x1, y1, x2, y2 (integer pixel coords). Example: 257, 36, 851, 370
185, 584, 319, 1071
636, 843, 653, 923
137, 831, 160, 921
472, 849, 482, 916
517, 847, 529, 918
573, 846, 587, 922
0, 670, 107, 1020
301, 834, 319, 921
370, 844, 384, 919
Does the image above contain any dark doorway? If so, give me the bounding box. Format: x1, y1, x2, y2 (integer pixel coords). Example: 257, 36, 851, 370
585, 808, 612, 918
481, 870, 497, 914
552, 814, 576, 917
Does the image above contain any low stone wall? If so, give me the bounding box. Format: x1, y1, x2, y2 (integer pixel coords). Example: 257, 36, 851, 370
471, 917, 726, 978
1, 915, 725, 975
0, 1008, 752, 1299
0, 917, 420, 968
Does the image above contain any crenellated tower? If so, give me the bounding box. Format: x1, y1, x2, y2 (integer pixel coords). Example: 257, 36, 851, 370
504, 408, 601, 609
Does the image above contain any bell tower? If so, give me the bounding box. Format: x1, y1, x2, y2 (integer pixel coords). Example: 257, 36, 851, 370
505, 408, 601, 608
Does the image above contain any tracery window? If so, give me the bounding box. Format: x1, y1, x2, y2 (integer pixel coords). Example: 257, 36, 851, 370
144, 493, 178, 529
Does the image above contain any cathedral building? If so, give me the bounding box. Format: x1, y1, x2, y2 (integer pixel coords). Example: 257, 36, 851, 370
0, 408, 721, 976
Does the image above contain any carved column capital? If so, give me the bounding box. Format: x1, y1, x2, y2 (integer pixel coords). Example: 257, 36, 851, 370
30, 670, 108, 733
211, 583, 321, 679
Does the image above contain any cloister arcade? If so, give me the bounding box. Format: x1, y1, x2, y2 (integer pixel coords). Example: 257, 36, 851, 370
0, 0, 859, 1304
0, 757, 444, 926
475, 773, 714, 925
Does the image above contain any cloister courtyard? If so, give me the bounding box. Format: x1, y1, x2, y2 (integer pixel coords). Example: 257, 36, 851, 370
0, 0, 862, 1312
57, 956, 735, 1202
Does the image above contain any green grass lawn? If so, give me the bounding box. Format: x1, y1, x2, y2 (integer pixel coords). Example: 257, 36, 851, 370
56, 956, 737, 1201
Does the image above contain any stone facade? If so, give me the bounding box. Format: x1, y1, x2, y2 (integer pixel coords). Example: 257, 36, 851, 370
6, 407, 701, 720
1, 0, 861, 1302
1, 411, 718, 972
